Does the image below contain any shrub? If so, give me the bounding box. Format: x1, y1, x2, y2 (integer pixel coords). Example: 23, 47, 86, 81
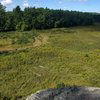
54, 21, 61, 28
16, 36, 30, 44
56, 83, 66, 88
31, 29, 37, 37
16, 22, 28, 31
30, 29, 37, 42
11, 39, 16, 44
21, 23, 28, 31
12, 37, 29, 45
85, 54, 89, 57
0, 93, 10, 100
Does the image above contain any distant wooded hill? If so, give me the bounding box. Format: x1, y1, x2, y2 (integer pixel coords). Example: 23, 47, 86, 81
0, 3, 100, 32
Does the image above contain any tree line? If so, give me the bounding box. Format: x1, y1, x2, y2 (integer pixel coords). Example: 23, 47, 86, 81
0, 3, 100, 32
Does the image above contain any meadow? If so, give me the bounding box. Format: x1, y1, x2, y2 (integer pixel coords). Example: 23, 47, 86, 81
0, 25, 100, 100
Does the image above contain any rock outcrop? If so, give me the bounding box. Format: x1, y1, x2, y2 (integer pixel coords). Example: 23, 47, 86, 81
26, 86, 100, 100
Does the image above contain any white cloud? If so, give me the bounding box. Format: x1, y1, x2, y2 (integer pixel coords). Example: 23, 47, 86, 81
23, 0, 29, 7
1, 0, 12, 6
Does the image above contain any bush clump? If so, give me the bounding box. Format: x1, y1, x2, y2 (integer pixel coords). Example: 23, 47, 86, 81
12, 36, 30, 45
56, 83, 66, 88
16, 22, 28, 31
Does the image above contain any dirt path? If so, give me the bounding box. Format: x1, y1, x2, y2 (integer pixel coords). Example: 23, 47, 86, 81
33, 34, 49, 47
0, 34, 49, 53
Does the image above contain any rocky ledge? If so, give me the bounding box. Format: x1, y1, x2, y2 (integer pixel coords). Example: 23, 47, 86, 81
26, 86, 100, 100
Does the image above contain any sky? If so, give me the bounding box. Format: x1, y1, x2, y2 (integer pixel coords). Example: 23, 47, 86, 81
0, 0, 100, 13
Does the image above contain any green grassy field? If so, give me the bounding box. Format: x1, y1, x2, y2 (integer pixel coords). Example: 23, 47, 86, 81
0, 26, 100, 99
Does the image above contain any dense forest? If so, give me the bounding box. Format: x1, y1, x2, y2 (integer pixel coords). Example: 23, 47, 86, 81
0, 3, 100, 32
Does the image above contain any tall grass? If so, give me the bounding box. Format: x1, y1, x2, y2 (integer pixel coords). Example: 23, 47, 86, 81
0, 25, 100, 99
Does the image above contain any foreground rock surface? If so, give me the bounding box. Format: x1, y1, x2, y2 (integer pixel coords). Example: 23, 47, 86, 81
26, 86, 100, 100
